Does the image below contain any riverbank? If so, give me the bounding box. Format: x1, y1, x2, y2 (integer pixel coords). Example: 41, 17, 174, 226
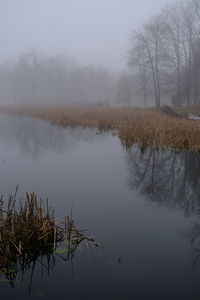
1, 104, 200, 152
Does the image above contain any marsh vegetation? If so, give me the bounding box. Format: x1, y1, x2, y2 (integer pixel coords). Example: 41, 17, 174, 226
0, 186, 97, 290
1, 104, 200, 152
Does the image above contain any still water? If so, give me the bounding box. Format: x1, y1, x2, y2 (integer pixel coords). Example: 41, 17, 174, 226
0, 114, 199, 299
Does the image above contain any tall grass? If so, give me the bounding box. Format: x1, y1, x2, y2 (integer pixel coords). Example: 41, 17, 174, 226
1, 104, 200, 151
118, 113, 200, 152
0, 188, 97, 279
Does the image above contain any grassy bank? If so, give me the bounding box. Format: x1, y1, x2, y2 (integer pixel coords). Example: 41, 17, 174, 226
1, 104, 200, 152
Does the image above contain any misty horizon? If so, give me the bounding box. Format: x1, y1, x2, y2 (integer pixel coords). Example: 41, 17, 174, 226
0, 0, 198, 107
1, 0, 174, 72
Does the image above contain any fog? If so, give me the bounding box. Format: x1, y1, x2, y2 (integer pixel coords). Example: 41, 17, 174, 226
0, 0, 191, 106
0, 0, 174, 70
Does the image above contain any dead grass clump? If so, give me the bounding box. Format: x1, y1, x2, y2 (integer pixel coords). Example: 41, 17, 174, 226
0, 189, 63, 273
0, 189, 98, 279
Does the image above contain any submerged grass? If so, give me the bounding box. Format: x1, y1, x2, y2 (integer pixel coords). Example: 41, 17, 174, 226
0, 188, 97, 278
1, 104, 200, 152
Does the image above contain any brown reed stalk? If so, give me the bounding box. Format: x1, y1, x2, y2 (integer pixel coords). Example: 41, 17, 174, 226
0, 191, 98, 278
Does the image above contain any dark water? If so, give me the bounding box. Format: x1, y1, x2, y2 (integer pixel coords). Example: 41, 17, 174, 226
0, 114, 199, 300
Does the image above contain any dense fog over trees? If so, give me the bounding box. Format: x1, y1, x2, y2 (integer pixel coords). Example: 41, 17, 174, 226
0, 0, 173, 71
127, 0, 200, 107
1, 0, 200, 107
0, 50, 117, 105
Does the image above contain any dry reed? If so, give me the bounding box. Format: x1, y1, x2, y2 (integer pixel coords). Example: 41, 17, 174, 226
0, 188, 97, 278
1, 104, 200, 151
0, 189, 61, 274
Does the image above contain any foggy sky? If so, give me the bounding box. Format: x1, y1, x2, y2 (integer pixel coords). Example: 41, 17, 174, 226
0, 0, 174, 71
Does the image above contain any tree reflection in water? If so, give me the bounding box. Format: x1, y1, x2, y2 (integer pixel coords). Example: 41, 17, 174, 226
126, 147, 200, 215
0, 114, 107, 159
188, 223, 200, 269
126, 147, 200, 267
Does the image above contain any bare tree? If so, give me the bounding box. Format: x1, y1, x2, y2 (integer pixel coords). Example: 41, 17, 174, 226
128, 41, 150, 107
0, 50, 117, 105
116, 72, 133, 107
128, 0, 200, 107
129, 15, 166, 108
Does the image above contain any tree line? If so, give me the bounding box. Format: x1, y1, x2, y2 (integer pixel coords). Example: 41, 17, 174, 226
125, 0, 200, 108
0, 50, 117, 105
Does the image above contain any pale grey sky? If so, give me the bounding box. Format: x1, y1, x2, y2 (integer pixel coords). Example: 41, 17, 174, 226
0, 0, 174, 71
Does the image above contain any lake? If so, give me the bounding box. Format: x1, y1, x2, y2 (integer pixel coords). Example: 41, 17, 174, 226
0, 114, 199, 300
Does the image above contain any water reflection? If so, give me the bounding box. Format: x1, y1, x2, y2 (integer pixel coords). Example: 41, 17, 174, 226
0, 237, 98, 294
126, 147, 200, 268
0, 114, 106, 158
126, 147, 200, 216
1, 252, 55, 292
188, 223, 200, 269
0, 114, 199, 299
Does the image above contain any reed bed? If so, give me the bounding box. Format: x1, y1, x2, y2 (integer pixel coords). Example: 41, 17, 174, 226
1, 104, 200, 152
0, 190, 61, 275
0, 188, 96, 278
118, 113, 200, 152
